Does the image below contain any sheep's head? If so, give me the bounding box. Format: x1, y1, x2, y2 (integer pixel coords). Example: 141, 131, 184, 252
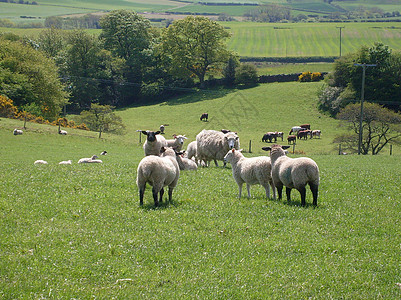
91, 155, 99, 160
225, 132, 239, 149
142, 130, 160, 142
174, 135, 187, 145
262, 145, 290, 157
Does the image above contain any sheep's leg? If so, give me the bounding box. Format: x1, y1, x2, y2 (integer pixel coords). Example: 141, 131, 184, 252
152, 187, 159, 207
168, 187, 173, 202
263, 184, 270, 199
139, 185, 145, 206
276, 185, 283, 200
269, 181, 276, 200
286, 187, 292, 202
238, 183, 243, 198
159, 188, 164, 203
298, 186, 306, 206
246, 183, 251, 198
310, 183, 318, 206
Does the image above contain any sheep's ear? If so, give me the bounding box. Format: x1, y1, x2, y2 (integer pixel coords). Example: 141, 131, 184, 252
282, 145, 291, 150
262, 147, 271, 152
155, 131, 161, 135
160, 147, 166, 153
141, 130, 148, 135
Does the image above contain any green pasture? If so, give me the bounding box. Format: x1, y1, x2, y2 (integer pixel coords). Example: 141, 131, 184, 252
226, 21, 401, 57
253, 62, 334, 75
169, 4, 254, 16
1, 81, 401, 298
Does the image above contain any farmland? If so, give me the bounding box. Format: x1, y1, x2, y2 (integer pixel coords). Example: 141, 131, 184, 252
1, 81, 401, 298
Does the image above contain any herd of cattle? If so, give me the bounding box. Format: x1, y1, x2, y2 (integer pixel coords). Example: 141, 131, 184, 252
262, 124, 321, 145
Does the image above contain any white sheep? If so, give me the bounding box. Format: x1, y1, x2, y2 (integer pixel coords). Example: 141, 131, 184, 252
262, 144, 319, 206
58, 130, 67, 135
142, 130, 167, 156
166, 134, 187, 152
13, 129, 23, 135
224, 149, 275, 199
78, 155, 102, 164
59, 160, 72, 165
34, 160, 48, 165
136, 147, 180, 207
196, 129, 240, 167
175, 152, 198, 171
100, 151, 108, 155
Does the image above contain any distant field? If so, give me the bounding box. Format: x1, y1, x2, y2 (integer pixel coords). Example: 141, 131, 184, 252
253, 62, 334, 75
226, 22, 401, 57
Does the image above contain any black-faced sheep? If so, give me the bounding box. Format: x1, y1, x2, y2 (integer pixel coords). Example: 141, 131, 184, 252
58, 130, 67, 135
78, 155, 102, 164
262, 144, 319, 206
136, 147, 180, 207
142, 130, 167, 156
200, 113, 208, 121
196, 129, 240, 167
224, 149, 275, 199
13, 129, 23, 135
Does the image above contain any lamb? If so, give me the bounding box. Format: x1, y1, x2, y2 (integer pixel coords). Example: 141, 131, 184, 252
59, 160, 72, 165
136, 147, 180, 207
224, 149, 276, 199
58, 130, 67, 135
175, 151, 198, 171
185, 141, 197, 161
13, 129, 23, 135
34, 160, 48, 165
78, 155, 102, 164
142, 130, 167, 156
196, 129, 240, 167
166, 134, 187, 152
262, 144, 320, 206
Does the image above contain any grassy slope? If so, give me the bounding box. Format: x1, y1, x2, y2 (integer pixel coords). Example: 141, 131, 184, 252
1, 82, 401, 298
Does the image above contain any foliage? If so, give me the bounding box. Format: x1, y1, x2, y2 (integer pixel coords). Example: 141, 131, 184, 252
298, 71, 322, 82
159, 16, 233, 87
244, 4, 291, 22
78, 103, 125, 135
335, 102, 401, 155
222, 55, 240, 86
37, 27, 65, 58
0, 95, 18, 118
235, 63, 258, 86
0, 39, 68, 120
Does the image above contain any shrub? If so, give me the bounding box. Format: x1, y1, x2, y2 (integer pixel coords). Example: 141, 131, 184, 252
235, 64, 258, 86
0, 95, 18, 118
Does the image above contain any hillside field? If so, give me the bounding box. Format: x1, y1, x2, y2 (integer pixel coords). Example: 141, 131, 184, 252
1, 82, 401, 298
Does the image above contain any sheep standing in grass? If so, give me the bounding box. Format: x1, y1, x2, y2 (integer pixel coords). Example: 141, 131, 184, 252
196, 129, 240, 167
166, 134, 187, 152
13, 129, 23, 135
136, 147, 180, 207
142, 130, 167, 156
224, 149, 275, 199
262, 144, 319, 206
185, 141, 197, 161
78, 155, 102, 164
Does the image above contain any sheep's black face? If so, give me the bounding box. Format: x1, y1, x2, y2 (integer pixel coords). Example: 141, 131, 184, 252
147, 132, 157, 142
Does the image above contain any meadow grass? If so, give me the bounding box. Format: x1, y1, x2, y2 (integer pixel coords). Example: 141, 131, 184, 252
1, 82, 401, 298
253, 62, 334, 75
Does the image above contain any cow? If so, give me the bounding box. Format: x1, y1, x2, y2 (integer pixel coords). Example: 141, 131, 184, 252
287, 135, 296, 144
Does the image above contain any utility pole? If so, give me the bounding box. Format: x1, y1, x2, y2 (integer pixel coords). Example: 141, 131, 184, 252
336, 26, 345, 57
354, 63, 376, 155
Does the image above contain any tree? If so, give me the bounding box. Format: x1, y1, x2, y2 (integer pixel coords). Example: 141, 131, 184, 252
222, 55, 239, 86
160, 16, 233, 87
78, 104, 125, 137
335, 103, 401, 155
0, 39, 68, 120
235, 63, 258, 86
38, 27, 65, 58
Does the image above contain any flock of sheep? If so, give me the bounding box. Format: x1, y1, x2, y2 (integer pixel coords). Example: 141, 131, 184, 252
136, 124, 320, 208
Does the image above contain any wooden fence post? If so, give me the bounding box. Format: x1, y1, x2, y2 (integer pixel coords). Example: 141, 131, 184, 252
249, 140, 252, 153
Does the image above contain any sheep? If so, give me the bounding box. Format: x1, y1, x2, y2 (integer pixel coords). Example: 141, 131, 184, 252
78, 155, 102, 164
175, 151, 198, 171
136, 147, 180, 207
196, 129, 240, 167
166, 134, 187, 152
223, 149, 276, 199
142, 130, 167, 156
58, 130, 67, 135
262, 144, 319, 206
185, 141, 197, 161
34, 160, 48, 165
13, 129, 23, 135
159, 124, 169, 134
289, 126, 303, 135
312, 130, 321, 139
59, 160, 72, 165
200, 113, 208, 121
100, 151, 108, 155
287, 135, 296, 144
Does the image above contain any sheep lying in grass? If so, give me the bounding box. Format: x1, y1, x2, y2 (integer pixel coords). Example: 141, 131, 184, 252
59, 160, 72, 165
262, 144, 319, 206
78, 155, 102, 164
136, 147, 180, 207
175, 151, 197, 171
166, 134, 187, 152
58, 130, 67, 135
34, 160, 48, 165
13, 129, 23, 135
196, 129, 240, 167
224, 149, 275, 199
142, 130, 167, 156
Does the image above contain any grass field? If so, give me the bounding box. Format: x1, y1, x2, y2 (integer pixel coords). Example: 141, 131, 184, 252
1, 81, 401, 298
226, 21, 401, 57
253, 62, 334, 75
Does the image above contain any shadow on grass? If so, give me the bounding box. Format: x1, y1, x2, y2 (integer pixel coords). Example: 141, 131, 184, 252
139, 198, 182, 210
269, 196, 319, 208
